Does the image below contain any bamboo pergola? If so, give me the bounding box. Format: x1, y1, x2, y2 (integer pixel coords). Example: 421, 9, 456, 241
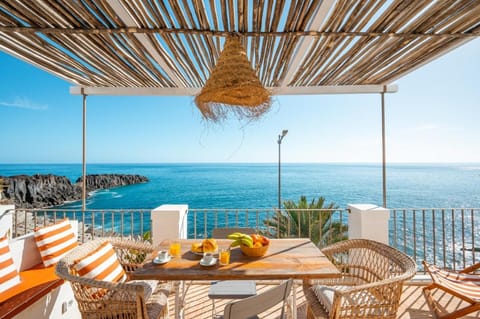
1, 0, 479, 209
0, 0, 478, 96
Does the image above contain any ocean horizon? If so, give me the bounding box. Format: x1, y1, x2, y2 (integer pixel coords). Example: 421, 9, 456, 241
1, 162, 479, 210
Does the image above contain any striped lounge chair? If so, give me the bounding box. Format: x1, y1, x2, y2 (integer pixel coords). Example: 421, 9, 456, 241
423, 261, 480, 319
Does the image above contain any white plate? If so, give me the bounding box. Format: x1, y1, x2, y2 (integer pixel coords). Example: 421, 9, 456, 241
153, 255, 171, 265
200, 257, 217, 267
191, 250, 218, 256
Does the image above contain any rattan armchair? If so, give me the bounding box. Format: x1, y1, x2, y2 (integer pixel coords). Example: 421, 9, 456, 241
55, 237, 171, 319
303, 239, 416, 319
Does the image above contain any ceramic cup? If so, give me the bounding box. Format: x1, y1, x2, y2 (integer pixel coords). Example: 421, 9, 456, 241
203, 252, 214, 264
157, 250, 169, 261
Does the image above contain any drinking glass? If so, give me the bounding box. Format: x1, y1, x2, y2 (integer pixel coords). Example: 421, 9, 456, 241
169, 240, 181, 257
219, 248, 230, 265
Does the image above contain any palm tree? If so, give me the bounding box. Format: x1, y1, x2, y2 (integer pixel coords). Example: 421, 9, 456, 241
263, 196, 347, 247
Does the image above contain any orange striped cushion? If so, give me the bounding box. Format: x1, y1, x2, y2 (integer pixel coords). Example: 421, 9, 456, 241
0, 235, 21, 293
73, 242, 126, 283
34, 219, 78, 267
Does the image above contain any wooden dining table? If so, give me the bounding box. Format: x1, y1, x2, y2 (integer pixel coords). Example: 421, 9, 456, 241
132, 238, 340, 319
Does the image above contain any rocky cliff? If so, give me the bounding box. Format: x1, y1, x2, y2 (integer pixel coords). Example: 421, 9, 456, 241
76, 174, 149, 193
0, 174, 149, 208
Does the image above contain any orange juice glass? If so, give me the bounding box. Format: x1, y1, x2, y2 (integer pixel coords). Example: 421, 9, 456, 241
219, 248, 230, 265
169, 240, 181, 257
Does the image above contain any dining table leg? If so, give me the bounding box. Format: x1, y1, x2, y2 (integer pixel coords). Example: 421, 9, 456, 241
292, 280, 297, 319
174, 281, 182, 319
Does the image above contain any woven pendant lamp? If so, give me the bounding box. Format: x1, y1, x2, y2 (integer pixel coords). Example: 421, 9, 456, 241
195, 36, 271, 122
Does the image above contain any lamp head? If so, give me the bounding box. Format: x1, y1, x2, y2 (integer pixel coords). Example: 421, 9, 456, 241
278, 129, 288, 144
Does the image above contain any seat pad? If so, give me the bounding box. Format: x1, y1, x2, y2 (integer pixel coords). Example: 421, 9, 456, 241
208, 280, 257, 299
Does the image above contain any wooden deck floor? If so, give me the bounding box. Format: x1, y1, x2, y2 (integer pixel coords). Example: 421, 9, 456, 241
167, 281, 480, 319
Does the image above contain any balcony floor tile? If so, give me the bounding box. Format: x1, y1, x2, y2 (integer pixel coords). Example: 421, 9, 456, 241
169, 281, 480, 319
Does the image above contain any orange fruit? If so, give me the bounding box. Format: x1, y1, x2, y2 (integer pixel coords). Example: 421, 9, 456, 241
260, 236, 270, 245
253, 242, 263, 248
250, 234, 261, 244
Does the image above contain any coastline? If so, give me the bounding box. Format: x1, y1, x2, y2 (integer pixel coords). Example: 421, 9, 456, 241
0, 173, 149, 209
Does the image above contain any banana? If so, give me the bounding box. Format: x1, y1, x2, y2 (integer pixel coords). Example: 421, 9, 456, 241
240, 234, 254, 248
227, 232, 243, 240
227, 233, 254, 247
230, 239, 241, 247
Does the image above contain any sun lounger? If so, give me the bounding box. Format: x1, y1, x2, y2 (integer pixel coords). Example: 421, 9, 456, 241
423, 260, 480, 319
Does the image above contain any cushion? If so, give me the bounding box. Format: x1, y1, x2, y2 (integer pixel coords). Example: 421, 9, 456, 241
0, 236, 21, 294
312, 284, 379, 314
126, 280, 158, 300
34, 219, 78, 267
311, 285, 337, 312
73, 241, 126, 283
0, 263, 59, 303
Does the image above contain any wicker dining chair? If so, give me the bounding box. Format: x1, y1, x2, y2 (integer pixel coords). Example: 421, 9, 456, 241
55, 237, 171, 319
303, 239, 416, 319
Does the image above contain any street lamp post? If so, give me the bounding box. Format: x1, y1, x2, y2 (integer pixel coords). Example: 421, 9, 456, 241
277, 129, 288, 209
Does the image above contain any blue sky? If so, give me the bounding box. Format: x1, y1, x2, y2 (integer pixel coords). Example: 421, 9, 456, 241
0, 39, 479, 164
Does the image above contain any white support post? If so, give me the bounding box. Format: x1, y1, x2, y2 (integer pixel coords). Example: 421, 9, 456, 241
0, 204, 14, 239
150, 204, 188, 247
348, 204, 390, 244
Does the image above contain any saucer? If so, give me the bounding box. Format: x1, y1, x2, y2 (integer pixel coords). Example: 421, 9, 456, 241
200, 257, 217, 267
191, 250, 218, 256
153, 255, 171, 265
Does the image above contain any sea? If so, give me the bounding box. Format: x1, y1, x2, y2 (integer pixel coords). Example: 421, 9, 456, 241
1, 162, 479, 209
2, 163, 478, 269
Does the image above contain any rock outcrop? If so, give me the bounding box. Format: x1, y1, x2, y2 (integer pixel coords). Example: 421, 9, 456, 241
76, 174, 149, 193
0, 174, 148, 208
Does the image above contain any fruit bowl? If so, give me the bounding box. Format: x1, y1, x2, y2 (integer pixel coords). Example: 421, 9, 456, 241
240, 243, 269, 257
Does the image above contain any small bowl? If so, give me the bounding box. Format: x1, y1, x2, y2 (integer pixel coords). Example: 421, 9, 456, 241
240, 244, 269, 257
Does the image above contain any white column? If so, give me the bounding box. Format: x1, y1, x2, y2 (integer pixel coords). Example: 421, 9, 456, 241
150, 204, 188, 247
0, 204, 15, 239
348, 204, 390, 244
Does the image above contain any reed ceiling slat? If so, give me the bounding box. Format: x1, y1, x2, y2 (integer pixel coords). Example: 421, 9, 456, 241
0, 0, 478, 94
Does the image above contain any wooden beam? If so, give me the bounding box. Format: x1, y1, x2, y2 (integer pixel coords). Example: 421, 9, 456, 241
70, 86, 200, 96
70, 84, 398, 96
1, 26, 478, 38
273, 84, 398, 95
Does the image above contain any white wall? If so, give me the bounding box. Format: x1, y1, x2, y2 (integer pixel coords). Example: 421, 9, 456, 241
0, 204, 14, 238
13, 283, 81, 319
151, 204, 188, 247
348, 204, 390, 244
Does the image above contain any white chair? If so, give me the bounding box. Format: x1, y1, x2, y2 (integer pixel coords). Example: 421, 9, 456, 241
209, 227, 257, 316
222, 279, 293, 319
